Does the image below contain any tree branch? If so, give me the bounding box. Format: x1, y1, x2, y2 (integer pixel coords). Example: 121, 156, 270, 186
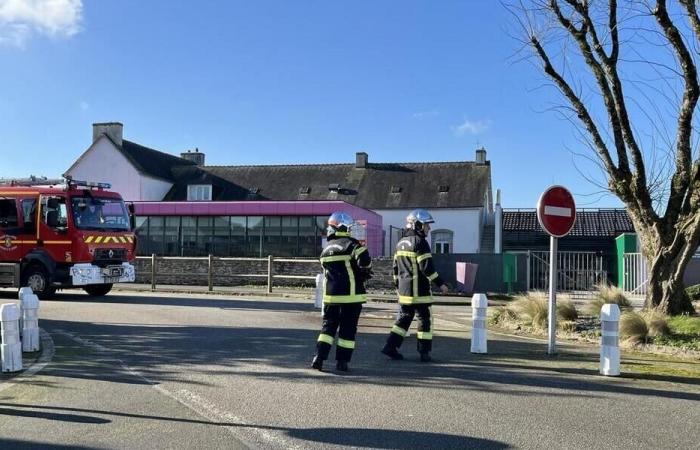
653, 0, 699, 229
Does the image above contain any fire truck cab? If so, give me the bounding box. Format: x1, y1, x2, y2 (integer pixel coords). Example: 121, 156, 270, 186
0, 178, 136, 298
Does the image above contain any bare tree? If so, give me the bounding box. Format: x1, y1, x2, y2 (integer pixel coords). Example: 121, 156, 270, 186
512, 0, 700, 314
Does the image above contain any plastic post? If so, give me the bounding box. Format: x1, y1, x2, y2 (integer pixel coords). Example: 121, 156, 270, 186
1, 303, 22, 372
600, 304, 621, 376
471, 293, 488, 353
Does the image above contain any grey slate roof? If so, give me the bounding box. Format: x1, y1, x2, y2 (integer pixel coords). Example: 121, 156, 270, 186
162, 161, 492, 209
118, 140, 196, 182
503, 209, 635, 237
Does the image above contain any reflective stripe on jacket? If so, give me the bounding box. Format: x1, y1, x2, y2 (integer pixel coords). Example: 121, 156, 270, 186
320, 234, 372, 303
393, 230, 444, 304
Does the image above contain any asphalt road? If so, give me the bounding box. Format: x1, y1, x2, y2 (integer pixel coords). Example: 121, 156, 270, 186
0, 290, 698, 449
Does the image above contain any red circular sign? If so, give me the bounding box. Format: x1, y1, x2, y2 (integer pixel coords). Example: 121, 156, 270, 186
537, 186, 576, 238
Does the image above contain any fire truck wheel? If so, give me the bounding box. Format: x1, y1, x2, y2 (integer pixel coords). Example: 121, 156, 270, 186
22, 265, 56, 299
83, 284, 113, 297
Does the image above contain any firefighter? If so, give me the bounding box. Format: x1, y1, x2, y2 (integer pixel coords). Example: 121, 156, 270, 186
311, 212, 372, 372
381, 209, 448, 362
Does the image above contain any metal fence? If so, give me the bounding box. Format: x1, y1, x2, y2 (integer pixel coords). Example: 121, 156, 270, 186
623, 252, 648, 296
528, 251, 607, 292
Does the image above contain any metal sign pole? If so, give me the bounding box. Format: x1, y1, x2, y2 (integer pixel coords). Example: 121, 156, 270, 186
548, 235, 558, 355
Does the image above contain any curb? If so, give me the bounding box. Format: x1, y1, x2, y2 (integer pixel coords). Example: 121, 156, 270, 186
0, 328, 55, 393
111, 285, 473, 306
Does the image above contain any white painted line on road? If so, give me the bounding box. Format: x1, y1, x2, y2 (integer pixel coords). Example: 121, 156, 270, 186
544, 205, 572, 217
54, 329, 296, 450
0, 328, 55, 394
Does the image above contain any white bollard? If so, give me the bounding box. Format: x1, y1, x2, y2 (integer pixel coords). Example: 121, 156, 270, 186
20, 289, 40, 352
314, 273, 324, 309
471, 293, 488, 353
1, 303, 22, 372
18, 287, 33, 335
600, 304, 621, 376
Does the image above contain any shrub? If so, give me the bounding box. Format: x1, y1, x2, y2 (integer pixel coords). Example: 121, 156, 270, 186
557, 298, 578, 322
558, 320, 577, 333
509, 292, 549, 330
489, 306, 517, 326
619, 311, 649, 344
586, 284, 632, 316
641, 310, 670, 337
685, 284, 700, 301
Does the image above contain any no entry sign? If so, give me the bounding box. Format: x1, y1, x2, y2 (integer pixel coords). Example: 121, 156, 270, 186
537, 186, 576, 238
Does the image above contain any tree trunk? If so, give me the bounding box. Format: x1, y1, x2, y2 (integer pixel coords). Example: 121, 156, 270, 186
645, 247, 695, 315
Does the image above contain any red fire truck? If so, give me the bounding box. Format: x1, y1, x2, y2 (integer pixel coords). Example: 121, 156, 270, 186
0, 178, 136, 298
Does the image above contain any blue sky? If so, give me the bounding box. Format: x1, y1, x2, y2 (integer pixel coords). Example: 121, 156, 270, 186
0, 0, 624, 208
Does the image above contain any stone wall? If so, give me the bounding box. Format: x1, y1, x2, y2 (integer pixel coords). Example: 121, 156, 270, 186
135, 257, 396, 290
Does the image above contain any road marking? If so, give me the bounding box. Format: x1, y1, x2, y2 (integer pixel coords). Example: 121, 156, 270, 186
544, 205, 572, 217
53, 329, 296, 450
0, 329, 55, 394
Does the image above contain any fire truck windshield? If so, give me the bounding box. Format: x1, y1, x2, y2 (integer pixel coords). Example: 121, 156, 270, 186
71, 197, 130, 231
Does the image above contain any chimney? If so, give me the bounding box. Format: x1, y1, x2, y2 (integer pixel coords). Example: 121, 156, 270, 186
475, 147, 487, 164
180, 147, 206, 165
92, 122, 123, 147
355, 151, 368, 169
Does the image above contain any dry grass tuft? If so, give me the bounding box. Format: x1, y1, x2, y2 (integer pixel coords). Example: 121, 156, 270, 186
620, 311, 649, 344
586, 284, 632, 316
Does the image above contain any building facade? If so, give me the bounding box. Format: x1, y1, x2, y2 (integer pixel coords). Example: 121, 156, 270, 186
67, 122, 494, 257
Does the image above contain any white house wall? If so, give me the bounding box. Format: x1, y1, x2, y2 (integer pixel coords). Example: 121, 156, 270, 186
375, 208, 483, 255
66, 137, 172, 201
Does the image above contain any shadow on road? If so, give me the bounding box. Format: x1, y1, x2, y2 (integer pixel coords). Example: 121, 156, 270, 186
0, 406, 110, 424
0, 439, 102, 450
0, 402, 512, 449
33, 317, 700, 403
283, 427, 511, 449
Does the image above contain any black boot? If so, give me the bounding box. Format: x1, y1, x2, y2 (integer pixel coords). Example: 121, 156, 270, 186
381, 345, 404, 360
311, 356, 324, 371
336, 360, 349, 372
420, 353, 432, 363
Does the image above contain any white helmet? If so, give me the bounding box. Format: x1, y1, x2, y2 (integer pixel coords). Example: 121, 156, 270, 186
406, 209, 435, 230
327, 211, 353, 235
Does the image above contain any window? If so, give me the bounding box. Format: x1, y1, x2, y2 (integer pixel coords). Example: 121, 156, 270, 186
0, 199, 19, 229
212, 216, 230, 256
180, 217, 197, 256
280, 216, 299, 256
187, 185, 212, 201
164, 217, 181, 256
246, 216, 264, 257
230, 217, 246, 256
264, 216, 282, 256
21, 198, 37, 232
148, 216, 166, 255
299, 217, 317, 257
432, 229, 453, 254
134, 216, 149, 254
41, 196, 68, 229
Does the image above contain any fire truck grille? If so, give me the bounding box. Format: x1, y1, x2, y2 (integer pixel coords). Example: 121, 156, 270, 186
93, 248, 127, 264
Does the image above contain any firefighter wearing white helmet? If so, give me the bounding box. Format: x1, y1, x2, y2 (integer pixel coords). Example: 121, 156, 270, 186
381, 208, 448, 362
312, 212, 372, 372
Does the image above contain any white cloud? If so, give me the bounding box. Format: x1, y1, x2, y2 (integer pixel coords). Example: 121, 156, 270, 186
453, 118, 491, 136
412, 110, 439, 119
0, 0, 83, 47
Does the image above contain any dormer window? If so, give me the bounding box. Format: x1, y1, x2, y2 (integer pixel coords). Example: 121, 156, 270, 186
299, 186, 311, 195
187, 184, 212, 201
390, 185, 402, 194
328, 183, 340, 192
438, 185, 450, 193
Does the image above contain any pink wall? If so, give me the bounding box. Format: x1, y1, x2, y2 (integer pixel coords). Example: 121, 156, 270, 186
132, 200, 383, 256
